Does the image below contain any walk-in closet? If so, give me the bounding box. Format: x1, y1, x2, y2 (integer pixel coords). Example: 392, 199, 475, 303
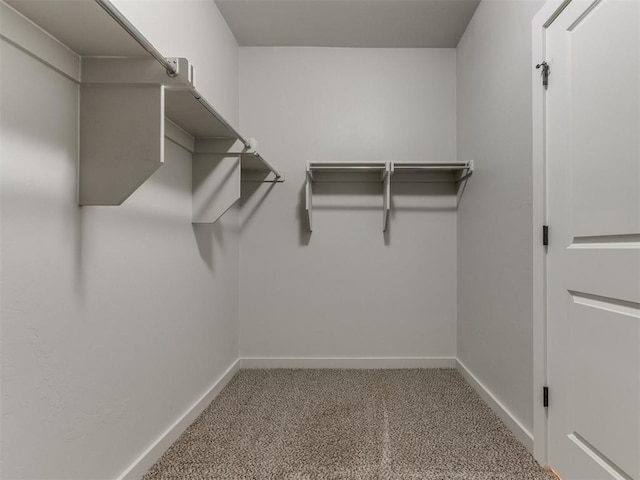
1, 0, 638, 479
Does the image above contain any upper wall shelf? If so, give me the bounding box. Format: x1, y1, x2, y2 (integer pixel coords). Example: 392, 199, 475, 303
307, 162, 389, 173
392, 161, 473, 176
305, 161, 473, 232
5, 0, 283, 223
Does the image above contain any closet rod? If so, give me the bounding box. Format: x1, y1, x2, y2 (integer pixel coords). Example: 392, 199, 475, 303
95, 0, 178, 76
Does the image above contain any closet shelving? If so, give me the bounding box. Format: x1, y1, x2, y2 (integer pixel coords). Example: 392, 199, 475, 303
305, 162, 391, 232
392, 161, 473, 181
305, 160, 473, 232
6, 0, 283, 224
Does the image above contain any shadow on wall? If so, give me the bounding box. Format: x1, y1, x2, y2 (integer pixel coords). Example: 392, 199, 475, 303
193, 169, 288, 270
298, 184, 312, 246
192, 221, 225, 271
192, 156, 238, 218
241, 174, 277, 229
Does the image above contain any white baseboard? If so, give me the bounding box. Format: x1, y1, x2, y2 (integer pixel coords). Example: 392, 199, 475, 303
456, 359, 534, 452
117, 359, 241, 480
240, 357, 456, 369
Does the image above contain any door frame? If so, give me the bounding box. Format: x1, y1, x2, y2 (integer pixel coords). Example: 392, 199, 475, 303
531, 0, 572, 467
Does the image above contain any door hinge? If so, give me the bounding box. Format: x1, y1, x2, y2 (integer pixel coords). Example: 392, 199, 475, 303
536, 61, 550, 89
543, 386, 549, 408
543, 225, 549, 246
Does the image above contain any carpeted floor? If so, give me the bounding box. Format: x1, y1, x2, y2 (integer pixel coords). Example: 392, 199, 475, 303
143, 369, 554, 479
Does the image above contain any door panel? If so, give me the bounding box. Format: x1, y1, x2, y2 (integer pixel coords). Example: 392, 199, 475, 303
570, 295, 639, 478
569, 0, 640, 237
567, 249, 640, 303
546, 0, 640, 479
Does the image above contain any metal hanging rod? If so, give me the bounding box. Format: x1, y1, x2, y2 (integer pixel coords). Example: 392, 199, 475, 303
94, 0, 178, 76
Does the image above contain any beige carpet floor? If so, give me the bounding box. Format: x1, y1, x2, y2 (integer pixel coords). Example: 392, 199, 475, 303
143, 369, 554, 480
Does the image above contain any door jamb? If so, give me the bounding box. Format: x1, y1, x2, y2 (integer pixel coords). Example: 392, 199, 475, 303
531, 0, 572, 466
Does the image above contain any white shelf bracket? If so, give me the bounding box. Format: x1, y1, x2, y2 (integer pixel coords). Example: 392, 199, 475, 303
79, 84, 165, 205
78, 57, 194, 206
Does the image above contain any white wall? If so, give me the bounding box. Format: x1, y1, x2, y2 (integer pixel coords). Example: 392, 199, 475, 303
456, 0, 544, 436
239, 48, 458, 361
0, 2, 240, 479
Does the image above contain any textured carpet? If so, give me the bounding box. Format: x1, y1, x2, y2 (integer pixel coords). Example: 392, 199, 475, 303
143, 369, 554, 479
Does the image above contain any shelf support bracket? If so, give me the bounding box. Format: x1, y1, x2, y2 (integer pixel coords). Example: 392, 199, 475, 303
78, 57, 195, 206
79, 84, 164, 205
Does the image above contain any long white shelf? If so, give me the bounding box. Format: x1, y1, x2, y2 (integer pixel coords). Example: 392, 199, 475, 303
5, 0, 283, 223
305, 161, 473, 232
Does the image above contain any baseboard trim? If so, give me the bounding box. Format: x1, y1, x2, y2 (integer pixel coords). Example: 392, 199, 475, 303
240, 357, 456, 369
117, 359, 241, 480
456, 359, 534, 452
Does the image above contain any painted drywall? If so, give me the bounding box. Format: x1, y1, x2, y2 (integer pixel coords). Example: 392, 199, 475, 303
456, 0, 545, 436
239, 48, 458, 360
0, 2, 240, 479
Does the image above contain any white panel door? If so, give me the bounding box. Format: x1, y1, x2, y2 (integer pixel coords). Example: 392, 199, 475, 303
546, 0, 640, 479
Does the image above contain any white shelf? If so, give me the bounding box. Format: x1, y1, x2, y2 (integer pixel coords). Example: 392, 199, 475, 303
164, 90, 239, 139
305, 160, 473, 232
5, 0, 283, 223
392, 161, 473, 182
307, 162, 388, 173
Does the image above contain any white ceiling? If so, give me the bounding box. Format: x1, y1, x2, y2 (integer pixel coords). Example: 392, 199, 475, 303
215, 0, 481, 48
